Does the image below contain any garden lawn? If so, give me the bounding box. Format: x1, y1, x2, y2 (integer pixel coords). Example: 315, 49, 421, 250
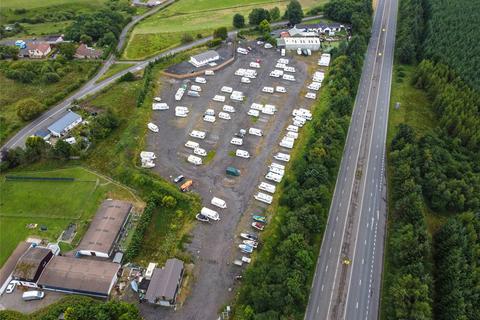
0, 60, 100, 144
95, 63, 136, 83
122, 0, 325, 60
0, 166, 137, 267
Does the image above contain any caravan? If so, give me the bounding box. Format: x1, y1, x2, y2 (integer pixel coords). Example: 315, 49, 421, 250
194, 147, 207, 157
185, 140, 200, 149
223, 105, 236, 113
211, 197, 227, 209
258, 182, 276, 194
187, 155, 202, 165
218, 112, 231, 120
248, 128, 263, 136
254, 192, 273, 204
152, 102, 169, 110
236, 149, 250, 159
190, 130, 206, 139
201, 207, 220, 220
274, 152, 290, 162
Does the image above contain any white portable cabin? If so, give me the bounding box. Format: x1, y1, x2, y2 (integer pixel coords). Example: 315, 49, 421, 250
254, 192, 273, 204
194, 147, 207, 157
187, 155, 202, 165
223, 105, 235, 113
201, 207, 220, 220
185, 140, 200, 149
152, 102, 169, 110
211, 197, 227, 209
236, 149, 250, 158
218, 112, 231, 120
190, 130, 206, 139
274, 152, 290, 162
259, 182, 276, 194
248, 128, 263, 136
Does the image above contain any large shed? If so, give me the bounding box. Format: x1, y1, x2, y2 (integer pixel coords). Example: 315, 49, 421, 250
277, 37, 321, 51
12, 246, 53, 286
0, 242, 31, 294
145, 258, 184, 307
76, 200, 132, 258
37, 256, 120, 298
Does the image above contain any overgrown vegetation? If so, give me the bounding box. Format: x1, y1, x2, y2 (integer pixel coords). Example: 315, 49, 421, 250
381, 0, 480, 318
234, 1, 372, 318
0, 295, 141, 319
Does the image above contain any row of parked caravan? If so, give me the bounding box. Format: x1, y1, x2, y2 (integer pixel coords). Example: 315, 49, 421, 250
185, 129, 208, 166
247, 102, 278, 118
318, 53, 331, 67
195, 196, 227, 222
269, 57, 296, 81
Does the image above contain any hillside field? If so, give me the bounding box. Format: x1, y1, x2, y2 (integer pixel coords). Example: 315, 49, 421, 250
123, 0, 325, 60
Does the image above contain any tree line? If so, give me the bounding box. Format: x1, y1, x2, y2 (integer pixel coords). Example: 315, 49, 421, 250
233, 1, 372, 319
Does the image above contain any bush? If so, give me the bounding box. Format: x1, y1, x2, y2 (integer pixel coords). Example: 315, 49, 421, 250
181, 33, 194, 44
213, 27, 228, 40
42, 72, 60, 83
16, 98, 44, 121
162, 195, 177, 208
233, 13, 245, 28
119, 71, 135, 82
207, 38, 223, 48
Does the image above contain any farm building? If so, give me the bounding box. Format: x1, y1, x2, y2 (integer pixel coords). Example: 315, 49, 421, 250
76, 200, 132, 258
12, 246, 53, 286
47, 111, 82, 137
295, 22, 348, 35
74, 44, 103, 59
37, 256, 120, 298
277, 37, 321, 51
32, 128, 51, 141
0, 242, 31, 294
287, 25, 318, 37
145, 258, 184, 307
189, 50, 220, 68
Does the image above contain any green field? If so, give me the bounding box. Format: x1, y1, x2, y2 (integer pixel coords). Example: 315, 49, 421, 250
0, 166, 138, 267
0, 0, 106, 10
123, 0, 324, 60
0, 60, 100, 144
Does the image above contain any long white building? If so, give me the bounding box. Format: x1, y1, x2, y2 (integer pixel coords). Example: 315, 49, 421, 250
277, 37, 321, 51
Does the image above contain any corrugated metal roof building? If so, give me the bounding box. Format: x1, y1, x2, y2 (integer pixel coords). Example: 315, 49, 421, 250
76, 200, 132, 258
37, 256, 120, 298
47, 111, 82, 137
145, 258, 184, 307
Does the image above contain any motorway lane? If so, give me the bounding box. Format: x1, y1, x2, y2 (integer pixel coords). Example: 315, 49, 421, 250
304, 0, 397, 318
345, 0, 397, 317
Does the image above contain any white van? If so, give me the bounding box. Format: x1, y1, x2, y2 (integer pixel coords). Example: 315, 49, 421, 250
247, 109, 260, 117
275, 86, 286, 93
203, 115, 216, 123
259, 182, 276, 194
223, 105, 235, 113
148, 123, 159, 132
221, 86, 233, 93
274, 152, 290, 162
185, 140, 200, 149
213, 95, 226, 102
248, 128, 263, 136
190, 130, 206, 139
152, 102, 169, 110
22, 291, 45, 301
262, 86, 274, 93
195, 77, 206, 84
287, 125, 299, 133
237, 47, 248, 55
190, 85, 202, 92
241, 77, 251, 84
194, 147, 207, 157
282, 74, 295, 81
230, 137, 243, 146
236, 149, 250, 158
254, 192, 273, 204
187, 154, 202, 165
205, 70, 215, 76
265, 172, 283, 183
218, 112, 231, 120
211, 197, 227, 209
297, 48, 302, 55
250, 103, 263, 111
201, 207, 219, 220
305, 92, 317, 100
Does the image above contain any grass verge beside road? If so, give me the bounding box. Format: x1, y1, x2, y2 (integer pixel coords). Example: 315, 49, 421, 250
0, 166, 138, 267
95, 63, 136, 83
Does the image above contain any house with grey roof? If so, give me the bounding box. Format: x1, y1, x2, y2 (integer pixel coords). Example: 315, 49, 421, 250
189, 50, 220, 68
145, 258, 184, 307
32, 128, 51, 141
47, 111, 82, 137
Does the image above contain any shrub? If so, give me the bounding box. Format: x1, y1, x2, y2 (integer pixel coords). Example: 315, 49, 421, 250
119, 71, 135, 82
233, 13, 245, 28
162, 195, 177, 208
16, 98, 44, 121
207, 38, 223, 48
181, 33, 194, 44
213, 27, 228, 40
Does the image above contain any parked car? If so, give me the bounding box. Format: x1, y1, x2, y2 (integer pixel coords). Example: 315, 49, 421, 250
173, 175, 185, 183
6, 281, 16, 294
